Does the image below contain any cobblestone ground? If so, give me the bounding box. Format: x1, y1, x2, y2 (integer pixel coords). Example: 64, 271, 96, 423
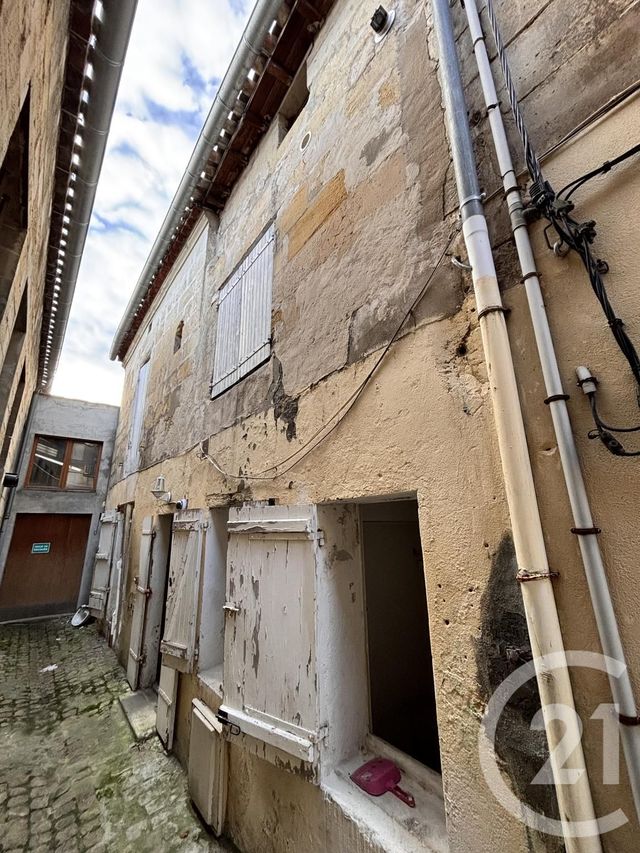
0, 618, 234, 853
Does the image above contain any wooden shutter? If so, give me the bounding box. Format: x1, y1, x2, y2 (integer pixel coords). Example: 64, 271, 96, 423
156, 663, 178, 749
219, 505, 320, 763
126, 516, 154, 690
88, 510, 121, 617
188, 699, 228, 835
106, 509, 127, 643
160, 509, 204, 672
210, 224, 274, 397
125, 360, 149, 474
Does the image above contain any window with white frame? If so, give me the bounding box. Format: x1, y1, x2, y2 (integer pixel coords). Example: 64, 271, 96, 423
210, 224, 275, 398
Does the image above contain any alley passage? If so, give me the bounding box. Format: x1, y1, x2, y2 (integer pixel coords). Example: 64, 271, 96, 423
0, 618, 232, 853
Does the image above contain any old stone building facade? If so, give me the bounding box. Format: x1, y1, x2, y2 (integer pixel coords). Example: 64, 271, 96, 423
100, 1, 640, 851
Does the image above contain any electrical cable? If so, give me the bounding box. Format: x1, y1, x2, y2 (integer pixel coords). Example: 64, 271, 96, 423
558, 142, 640, 200
198, 227, 461, 481
589, 396, 640, 433
587, 395, 640, 457
481, 79, 640, 207
542, 78, 640, 162
483, 0, 640, 455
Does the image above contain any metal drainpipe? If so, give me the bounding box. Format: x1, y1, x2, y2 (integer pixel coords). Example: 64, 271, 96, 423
430, 0, 602, 848
463, 0, 640, 825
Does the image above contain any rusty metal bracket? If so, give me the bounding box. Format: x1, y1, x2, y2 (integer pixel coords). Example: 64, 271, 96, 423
133, 577, 152, 597
477, 304, 506, 320
619, 713, 640, 726
570, 526, 601, 536
544, 393, 570, 405
516, 568, 560, 583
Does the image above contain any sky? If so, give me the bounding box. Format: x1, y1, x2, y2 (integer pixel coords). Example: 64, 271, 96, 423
51, 0, 252, 406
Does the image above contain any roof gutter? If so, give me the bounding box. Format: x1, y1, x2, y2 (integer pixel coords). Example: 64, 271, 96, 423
109, 0, 284, 361
43, 0, 138, 388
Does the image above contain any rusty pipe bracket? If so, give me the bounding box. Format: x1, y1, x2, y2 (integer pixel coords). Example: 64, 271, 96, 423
134, 579, 152, 597
619, 713, 640, 726
477, 304, 507, 321
516, 568, 560, 583
571, 526, 601, 536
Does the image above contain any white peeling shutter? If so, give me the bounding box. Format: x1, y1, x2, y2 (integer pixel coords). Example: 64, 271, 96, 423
211, 224, 274, 397
160, 509, 204, 672
125, 359, 149, 474
220, 505, 319, 764
88, 510, 120, 617
188, 699, 228, 835
127, 516, 154, 690
156, 663, 179, 749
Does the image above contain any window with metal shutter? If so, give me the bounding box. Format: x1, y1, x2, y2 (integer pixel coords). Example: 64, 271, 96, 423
210, 224, 275, 397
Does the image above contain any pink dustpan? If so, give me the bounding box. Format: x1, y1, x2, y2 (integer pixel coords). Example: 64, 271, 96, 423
350, 757, 416, 807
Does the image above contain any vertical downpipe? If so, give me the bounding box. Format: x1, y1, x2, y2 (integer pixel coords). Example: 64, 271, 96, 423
463, 0, 640, 829
430, 0, 602, 849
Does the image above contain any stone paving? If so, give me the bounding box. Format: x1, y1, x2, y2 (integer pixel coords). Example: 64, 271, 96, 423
0, 617, 234, 852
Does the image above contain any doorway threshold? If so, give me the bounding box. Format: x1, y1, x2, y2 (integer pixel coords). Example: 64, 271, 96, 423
119, 688, 157, 741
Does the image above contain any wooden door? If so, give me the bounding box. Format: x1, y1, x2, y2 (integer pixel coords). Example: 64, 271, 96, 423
159, 509, 204, 672
0, 513, 91, 620
127, 516, 154, 690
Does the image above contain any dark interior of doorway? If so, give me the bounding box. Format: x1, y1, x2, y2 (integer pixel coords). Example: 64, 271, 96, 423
155, 514, 173, 686
361, 499, 441, 773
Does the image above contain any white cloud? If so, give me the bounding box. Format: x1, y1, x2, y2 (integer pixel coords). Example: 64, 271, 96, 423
52, 0, 252, 406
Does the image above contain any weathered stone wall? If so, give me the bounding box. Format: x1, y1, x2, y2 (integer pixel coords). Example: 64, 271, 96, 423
107, 0, 640, 850
0, 0, 71, 509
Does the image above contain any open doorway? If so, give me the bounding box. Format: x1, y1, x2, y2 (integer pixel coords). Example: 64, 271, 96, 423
197, 508, 229, 696
150, 513, 173, 687
360, 499, 441, 772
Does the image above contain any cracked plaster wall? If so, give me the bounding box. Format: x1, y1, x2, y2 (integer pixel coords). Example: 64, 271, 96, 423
106, 1, 640, 850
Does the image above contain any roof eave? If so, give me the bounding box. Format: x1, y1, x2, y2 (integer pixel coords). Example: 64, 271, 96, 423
41, 0, 138, 390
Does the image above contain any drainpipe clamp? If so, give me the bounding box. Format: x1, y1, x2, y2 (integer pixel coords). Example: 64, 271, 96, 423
477, 304, 507, 320
516, 568, 560, 583
544, 394, 571, 405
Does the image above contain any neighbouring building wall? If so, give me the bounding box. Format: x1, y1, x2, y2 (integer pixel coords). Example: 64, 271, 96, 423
0, 394, 119, 620
0, 1, 73, 512
106, 1, 640, 851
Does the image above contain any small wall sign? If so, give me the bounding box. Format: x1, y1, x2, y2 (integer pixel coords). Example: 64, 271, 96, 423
31, 542, 51, 554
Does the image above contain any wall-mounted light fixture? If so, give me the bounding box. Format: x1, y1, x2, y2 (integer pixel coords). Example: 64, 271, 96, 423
151, 474, 171, 503
370, 5, 395, 43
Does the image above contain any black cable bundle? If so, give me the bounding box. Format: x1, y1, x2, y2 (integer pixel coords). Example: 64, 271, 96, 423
483, 0, 640, 455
